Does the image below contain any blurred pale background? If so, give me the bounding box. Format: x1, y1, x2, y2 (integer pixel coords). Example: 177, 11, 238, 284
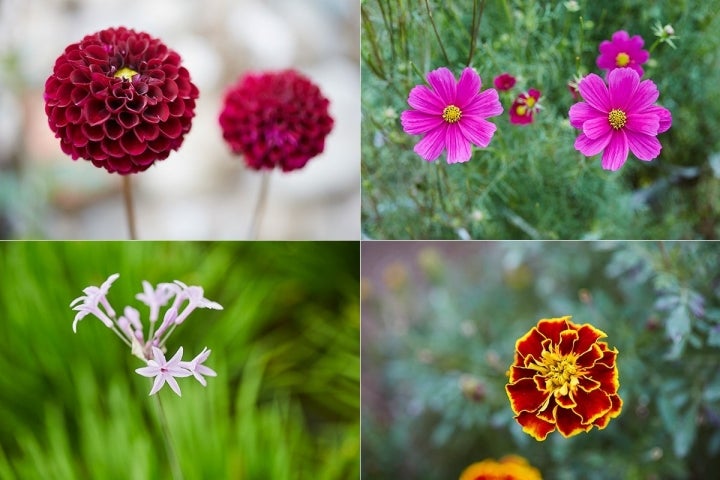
0, 0, 359, 239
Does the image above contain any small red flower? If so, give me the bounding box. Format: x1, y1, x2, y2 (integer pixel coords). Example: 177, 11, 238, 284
44, 27, 199, 174
493, 72, 516, 91
509, 89, 541, 125
505, 316, 622, 440
459, 455, 542, 480
218, 69, 334, 172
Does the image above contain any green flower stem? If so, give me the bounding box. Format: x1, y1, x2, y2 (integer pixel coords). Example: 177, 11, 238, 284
423, 0, 450, 65
154, 393, 184, 480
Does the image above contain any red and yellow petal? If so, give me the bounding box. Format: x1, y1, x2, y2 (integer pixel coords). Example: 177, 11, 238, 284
555, 406, 592, 437
506, 378, 551, 414
558, 329, 579, 356
571, 387, 612, 424
576, 343, 603, 368
515, 326, 546, 363
573, 323, 607, 354
536, 317, 572, 344
516, 411, 556, 440
593, 393, 623, 429
585, 361, 619, 393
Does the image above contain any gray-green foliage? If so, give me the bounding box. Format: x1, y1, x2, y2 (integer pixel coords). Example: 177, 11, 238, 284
0, 242, 359, 479
362, 241, 720, 479
362, 0, 720, 239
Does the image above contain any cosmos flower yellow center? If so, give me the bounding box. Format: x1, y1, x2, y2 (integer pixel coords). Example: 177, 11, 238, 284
515, 105, 527, 116
114, 66, 138, 80
528, 348, 581, 404
525, 96, 536, 108
608, 109, 627, 129
615, 52, 630, 67
442, 105, 462, 123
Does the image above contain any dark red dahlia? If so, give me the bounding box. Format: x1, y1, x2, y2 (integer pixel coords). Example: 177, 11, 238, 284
218, 69, 334, 172
44, 27, 199, 174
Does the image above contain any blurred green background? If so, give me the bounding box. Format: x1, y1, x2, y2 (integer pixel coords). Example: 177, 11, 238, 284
362, 0, 720, 239
362, 241, 720, 479
0, 241, 359, 479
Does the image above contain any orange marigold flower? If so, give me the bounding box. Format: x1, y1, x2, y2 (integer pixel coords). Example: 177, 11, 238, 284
505, 316, 622, 440
459, 455, 542, 480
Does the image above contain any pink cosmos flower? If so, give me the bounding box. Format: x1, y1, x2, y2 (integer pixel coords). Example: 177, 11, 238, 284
135, 346, 192, 396
569, 68, 672, 171
509, 89, 542, 125
493, 72, 516, 91
180, 347, 217, 386
596, 30, 649, 77
400, 67, 503, 164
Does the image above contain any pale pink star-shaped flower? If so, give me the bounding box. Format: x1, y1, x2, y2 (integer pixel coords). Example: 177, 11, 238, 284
135, 346, 192, 396
180, 347, 217, 386
70, 273, 120, 332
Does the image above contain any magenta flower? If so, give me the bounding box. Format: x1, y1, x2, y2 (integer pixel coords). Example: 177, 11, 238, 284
569, 68, 672, 171
493, 72, 516, 91
509, 89, 542, 125
596, 30, 649, 77
400, 67, 503, 164
135, 346, 192, 396
180, 347, 217, 386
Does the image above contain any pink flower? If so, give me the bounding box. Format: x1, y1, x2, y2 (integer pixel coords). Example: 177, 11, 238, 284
509, 89, 542, 125
493, 72, 516, 91
569, 68, 672, 171
400, 67, 502, 164
180, 347, 217, 386
596, 30, 649, 77
135, 346, 192, 396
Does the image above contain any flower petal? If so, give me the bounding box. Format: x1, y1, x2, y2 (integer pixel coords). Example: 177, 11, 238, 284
593, 394, 623, 429
413, 125, 447, 162
608, 68, 639, 111
514, 327, 546, 365
407, 84, 445, 114
457, 116, 496, 149
601, 131, 629, 171
445, 125, 472, 164
575, 132, 611, 157
135, 365, 159, 378
555, 407, 591, 437
572, 388, 612, 424
625, 113, 660, 136
573, 324, 607, 355
401, 109, 443, 135
578, 74, 610, 112
426, 67, 457, 105
515, 411, 556, 441
149, 375, 165, 395
165, 376, 183, 396
506, 378, 551, 413
536, 317, 571, 344
558, 329, 578, 356
646, 105, 672, 133
625, 78, 659, 113
455, 68, 481, 108
463, 88, 503, 118
582, 116, 612, 140
626, 131, 661, 161
568, 102, 598, 130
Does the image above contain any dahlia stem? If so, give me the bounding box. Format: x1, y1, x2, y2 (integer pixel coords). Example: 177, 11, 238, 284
154, 393, 184, 480
248, 171, 270, 240
122, 175, 138, 240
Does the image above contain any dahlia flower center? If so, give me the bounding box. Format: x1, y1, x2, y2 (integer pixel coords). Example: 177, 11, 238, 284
528, 348, 581, 400
607, 109, 627, 130
615, 52, 630, 67
442, 105, 462, 123
114, 66, 139, 80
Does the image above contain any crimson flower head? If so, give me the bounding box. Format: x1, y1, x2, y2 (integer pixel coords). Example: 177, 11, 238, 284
218, 69, 334, 172
569, 68, 672, 171
596, 30, 649, 77
509, 89, 542, 125
400, 67, 503, 164
44, 27, 199, 174
493, 72, 517, 91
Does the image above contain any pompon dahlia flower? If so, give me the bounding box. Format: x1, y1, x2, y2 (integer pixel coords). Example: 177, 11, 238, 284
459, 455, 542, 480
44, 27, 199, 174
596, 30, 649, 77
509, 89, 542, 125
569, 68, 672, 171
218, 69, 334, 172
505, 316, 622, 440
400, 67, 503, 164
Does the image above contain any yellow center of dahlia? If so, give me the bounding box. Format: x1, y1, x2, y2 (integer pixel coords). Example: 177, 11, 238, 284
608, 109, 627, 129
615, 52, 630, 67
442, 105, 462, 123
114, 66, 139, 80
525, 97, 536, 108
528, 348, 581, 401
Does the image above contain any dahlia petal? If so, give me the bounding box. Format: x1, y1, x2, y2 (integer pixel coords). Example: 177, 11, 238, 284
568, 102, 597, 129
625, 113, 659, 136
578, 74, 610, 111
572, 388, 612, 424
426, 68, 458, 105
457, 116, 496, 148
445, 125, 472, 164
536, 317, 571, 344
85, 100, 110, 126
646, 105, 672, 133
160, 117, 183, 138
120, 134, 148, 155
400, 109, 444, 135
626, 131, 661, 161
514, 327, 546, 364
118, 112, 140, 129
506, 378, 550, 413
625, 78, 659, 113
455, 68, 481, 109
413, 125, 447, 162
555, 407, 590, 437
601, 131, 629, 170
582, 116, 612, 140
573, 324, 607, 355
464, 88, 503, 118
103, 120, 124, 140
558, 329, 578, 356
515, 411, 556, 441
608, 68, 640, 111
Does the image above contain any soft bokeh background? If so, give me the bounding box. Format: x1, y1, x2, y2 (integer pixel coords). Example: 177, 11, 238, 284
362, 241, 720, 479
362, 0, 720, 239
0, 241, 359, 479
0, 0, 359, 239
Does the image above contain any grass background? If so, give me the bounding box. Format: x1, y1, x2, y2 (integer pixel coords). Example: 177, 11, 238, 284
0, 241, 359, 479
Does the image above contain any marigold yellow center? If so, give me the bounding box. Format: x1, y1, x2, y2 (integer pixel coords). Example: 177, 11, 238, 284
608, 109, 627, 130
442, 105, 462, 123
528, 348, 581, 406
114, 66, 138, 80
615, 52, 630, 67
